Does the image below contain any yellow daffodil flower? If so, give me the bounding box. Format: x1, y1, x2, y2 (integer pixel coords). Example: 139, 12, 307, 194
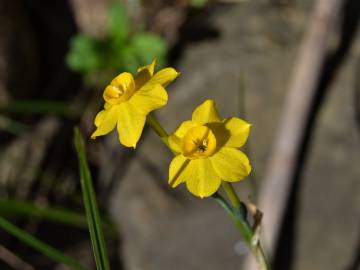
91, 60, 179, 148
168, 100, 251, 198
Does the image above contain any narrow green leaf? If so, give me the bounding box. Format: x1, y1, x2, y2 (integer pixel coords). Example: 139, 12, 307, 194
237, 74, 257, 195
190, 0, 208, 8
0, 199, 87, 228
0, 115, 29, 135
0, 100, 74, 116
74, 127, 111, 270
0, 199, 117, 235
0, 216, 88, 270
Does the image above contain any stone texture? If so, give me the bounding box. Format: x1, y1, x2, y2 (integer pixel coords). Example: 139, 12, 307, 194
294, 41, 360, 270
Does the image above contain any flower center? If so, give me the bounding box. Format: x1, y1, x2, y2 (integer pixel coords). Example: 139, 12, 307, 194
182, 126, 217, 159
103, 77, 135, 105
106, 85, 125, 98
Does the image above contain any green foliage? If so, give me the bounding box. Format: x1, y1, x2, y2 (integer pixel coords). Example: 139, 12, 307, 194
67, 36, 104, 75
131, 33, 167, 68
190, 0, 209, 8
66, 2, 168, 85
0, 216, 89, 270
74, 127, 111, 270
107, 1, 129, 44
0, 100, 74, 116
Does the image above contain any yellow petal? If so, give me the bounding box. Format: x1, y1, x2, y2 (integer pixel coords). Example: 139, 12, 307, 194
168, 135, 182, 154
168, 121, 198, 153
192, 100, 221, 125
94, 110, 106, 127
137, 59, 156, 76
172, 120, 198, 138
168, 155, 191, 188
104, 102, 112, 110
110, 72, 135, 88
91, 106, 119, 139
116, 102, 146, 148
185, 159, 221, 198
147, 67, 179, 88
104, 72, 135, 104
135, 59, 157, 90
210, 117, 251, 148
210, 147, 251, 182
223, 117, 251, 148
129, 84, 168, 115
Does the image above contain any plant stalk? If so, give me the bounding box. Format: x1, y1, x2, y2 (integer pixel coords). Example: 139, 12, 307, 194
146, 114, 170, 147
221, 182, 271, 270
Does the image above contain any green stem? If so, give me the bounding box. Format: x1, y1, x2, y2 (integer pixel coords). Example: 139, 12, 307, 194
221, 182, 241, 208
220, 183, 271, 270
0, 216, 88, 270
212, 193, 252, 243
146, 114, 170, 148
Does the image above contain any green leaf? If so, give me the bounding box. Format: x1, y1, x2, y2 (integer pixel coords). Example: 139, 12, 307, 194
74, 127, 111, 270
131, 33, 167, 68
190, 0, 208, 8
0, 116, 29, 135
0, 216, 89, 270
112, 45, 139, 74
66, 35, 103, 73
0, 100, 74, 116
0, 199, 88, 229
107, 1, 130, 44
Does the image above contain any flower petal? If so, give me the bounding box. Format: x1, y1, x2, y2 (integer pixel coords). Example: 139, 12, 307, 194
135, 59, 157, 90
185, 159, 221, 198
91, 106, 119, 139
192, 99, 221, 125
137, 59, 156, 76
104, 72, 135, 104
116, 102, 146, 148
110, 72, 135, 88
168, 121, 198, 153
147, 67, 179, 87
210, 147, 251, 182
211, 117, 251, 148
168, 155, 191, 188
223, 117, 251, 148
129, 84, 168, 115
94, 110, 106, 127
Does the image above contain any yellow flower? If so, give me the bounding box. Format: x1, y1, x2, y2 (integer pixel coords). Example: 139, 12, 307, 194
168, 100, 251, 198
91, 60, 179, 148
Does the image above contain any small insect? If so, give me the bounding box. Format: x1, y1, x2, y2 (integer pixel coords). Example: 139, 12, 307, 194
193, 139, 208, 153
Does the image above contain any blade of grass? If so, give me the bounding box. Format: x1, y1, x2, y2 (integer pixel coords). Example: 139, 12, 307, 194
74, 127, 111, 270
0, 199, 117, 235
0, 100, 76, 117
0, 199, 87, 228
0, 216, 89, 270
238, 73, 257, 196
0, 115, 29, 135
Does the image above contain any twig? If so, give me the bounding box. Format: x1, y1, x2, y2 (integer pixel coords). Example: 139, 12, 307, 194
243, 0, 344, 268
0, 244, 34, 270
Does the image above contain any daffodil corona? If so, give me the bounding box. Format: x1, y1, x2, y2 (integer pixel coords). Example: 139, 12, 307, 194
91, 60, 179, 148
168, 100, 251, 198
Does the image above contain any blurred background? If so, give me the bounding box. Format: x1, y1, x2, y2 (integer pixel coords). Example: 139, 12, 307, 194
0, 0, 359, 269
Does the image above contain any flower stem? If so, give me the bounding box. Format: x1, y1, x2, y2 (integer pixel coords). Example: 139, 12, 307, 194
146, 114, 170, 148
220, 183, 271, 270
221, 182, 241, 208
